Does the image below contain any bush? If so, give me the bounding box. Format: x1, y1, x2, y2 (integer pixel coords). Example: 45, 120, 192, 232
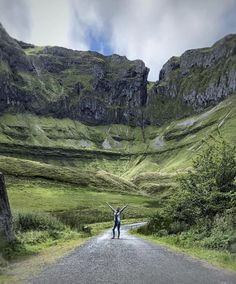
0, 254, 8, 269
17, 230, 51, 245
145, 138, 236, 252
14, 213, 66, 232
200, 213, 236, 251
177, 139, 236, 221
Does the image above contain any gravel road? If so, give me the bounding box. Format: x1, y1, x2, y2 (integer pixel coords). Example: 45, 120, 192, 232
28, 223, 236, 284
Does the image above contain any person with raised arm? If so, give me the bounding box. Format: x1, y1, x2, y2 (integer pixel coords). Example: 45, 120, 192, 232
106, 202, 128, 239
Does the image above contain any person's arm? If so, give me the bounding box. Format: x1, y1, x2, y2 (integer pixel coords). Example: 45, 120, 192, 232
106, 202, 115, 212
120, 205, 128, 212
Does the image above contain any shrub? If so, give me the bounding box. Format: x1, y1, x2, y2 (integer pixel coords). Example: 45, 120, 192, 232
200, 213, 236, 251
0, 254, 8, 269
145, 138, 236, 252
17, 230, 50, 245
176, 138, 236, 223
14, 213, 65, 232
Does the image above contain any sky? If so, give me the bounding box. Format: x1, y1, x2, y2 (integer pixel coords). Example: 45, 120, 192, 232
0, 0, 236, 80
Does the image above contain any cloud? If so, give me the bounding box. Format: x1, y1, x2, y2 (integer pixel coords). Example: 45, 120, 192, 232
27, 0, 71, 48
69, 0, 236, 80
1, 0, 236, 80
0, 0, 31, 41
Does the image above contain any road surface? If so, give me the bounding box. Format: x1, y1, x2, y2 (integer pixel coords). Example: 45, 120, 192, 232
28, 223, 236, 284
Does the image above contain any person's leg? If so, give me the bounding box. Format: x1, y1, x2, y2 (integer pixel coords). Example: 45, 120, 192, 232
112, 222, 117, 238
117, 222, 121, 239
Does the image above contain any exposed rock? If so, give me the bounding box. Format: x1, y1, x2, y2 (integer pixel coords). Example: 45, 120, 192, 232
146, 34, 236, 124
0, 173, 15, 247
79, 139, 93, 148
0, 23, 236, 127
16, 40, 35, 49
0, 24, 149, 126
102, 138, 112, 149
152, 136, 165, 149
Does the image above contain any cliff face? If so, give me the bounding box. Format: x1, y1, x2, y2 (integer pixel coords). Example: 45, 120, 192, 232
146, 34, 236, 124
0, 24, 149, 126
0, 22, 236, 126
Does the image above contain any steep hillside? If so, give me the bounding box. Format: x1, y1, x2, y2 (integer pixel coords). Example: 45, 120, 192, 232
0, 23, 236, 196
0, 23, 149, 126
0, 94, 235, 194
146, 34, 236, 124
1, 23, 236, 127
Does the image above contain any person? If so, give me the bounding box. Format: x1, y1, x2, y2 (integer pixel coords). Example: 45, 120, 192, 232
106, 202, 128, 239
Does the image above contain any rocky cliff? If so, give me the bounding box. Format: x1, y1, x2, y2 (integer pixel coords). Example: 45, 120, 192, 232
0, 23, 149, 126
146, 34, 236, 124
0, 23, 236, 126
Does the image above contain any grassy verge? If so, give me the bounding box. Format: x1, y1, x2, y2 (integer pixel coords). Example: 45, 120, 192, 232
131, 231, 236, 272
0, 237, 88, 283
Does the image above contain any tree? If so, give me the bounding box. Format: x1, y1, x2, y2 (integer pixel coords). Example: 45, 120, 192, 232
178, 138, 236, 220
146, 137, 236, 235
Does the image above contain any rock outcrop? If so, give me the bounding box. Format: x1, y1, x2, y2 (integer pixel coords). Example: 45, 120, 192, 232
0, 22, 236, 126
0, 23, 149, 126
146, 34, 236, 124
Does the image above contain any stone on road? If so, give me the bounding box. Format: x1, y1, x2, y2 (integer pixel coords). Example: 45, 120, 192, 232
28, 223, 236, 284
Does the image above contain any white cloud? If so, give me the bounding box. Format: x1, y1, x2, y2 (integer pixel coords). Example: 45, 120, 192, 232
69, 0, 236, 80
1, 0, 236, 80
0, 0, 31, 41
28, 0, 71, 48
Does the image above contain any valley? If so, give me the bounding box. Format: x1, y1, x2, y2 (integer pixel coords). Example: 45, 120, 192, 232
0, 21, 236, 282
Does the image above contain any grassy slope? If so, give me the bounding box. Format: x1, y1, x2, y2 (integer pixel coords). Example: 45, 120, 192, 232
0, 94, 235, 237
0, 94, 235, 194
0, 94, 235, 280
7, 176, 155, 224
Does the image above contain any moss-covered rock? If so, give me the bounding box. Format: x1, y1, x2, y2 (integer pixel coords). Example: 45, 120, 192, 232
1, 23, 236, 127
0, 24, 149, 126
146, 34, 236, 124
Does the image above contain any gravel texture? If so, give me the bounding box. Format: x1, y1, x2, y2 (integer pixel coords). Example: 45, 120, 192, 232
28, 223, 236, 284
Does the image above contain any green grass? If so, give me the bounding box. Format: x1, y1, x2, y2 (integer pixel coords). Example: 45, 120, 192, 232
0, 94, 236, 197
7, 176, 156, 222
1, 173, 153, 281
0, 61, 10, 75
131, 232, 236, 272
24, 46, 44, 55
0, 156, 138, 192
0, 94, 235, 280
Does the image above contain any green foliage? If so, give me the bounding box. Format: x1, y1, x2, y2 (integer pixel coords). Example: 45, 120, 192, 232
1, 212, 83, 262
24, 46, 44, 55
176, 138, 236, 221
199, 212, 236, 251
141, 138, 236, 252
17, 230, 51, 245
14, 213, 65, 232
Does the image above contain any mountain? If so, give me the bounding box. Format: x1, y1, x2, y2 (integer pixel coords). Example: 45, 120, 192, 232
145, 34, 236, 125
1, 23, 236, 127
0, 23, 236, 194
0, 23, 149, 126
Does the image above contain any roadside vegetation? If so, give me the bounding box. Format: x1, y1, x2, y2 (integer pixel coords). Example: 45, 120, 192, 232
0, 176, 155, 277
136, 137, 236, 270
0, 94, 236, 278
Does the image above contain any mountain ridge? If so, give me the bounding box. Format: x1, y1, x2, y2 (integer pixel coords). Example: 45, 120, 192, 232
0, 23, 236, 192
0, 23, 236, 126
